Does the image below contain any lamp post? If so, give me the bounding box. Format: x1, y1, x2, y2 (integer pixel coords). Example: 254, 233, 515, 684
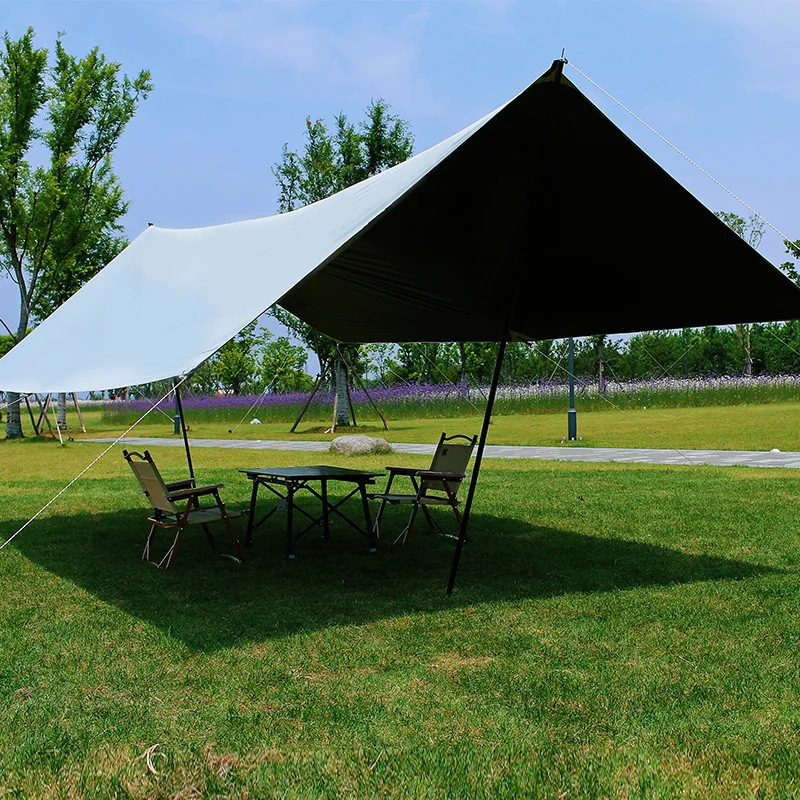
173, 382, 181, 435
568, 336, 577, 441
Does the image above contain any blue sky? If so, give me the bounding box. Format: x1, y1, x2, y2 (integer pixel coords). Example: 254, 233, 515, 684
2, 0, 800, 345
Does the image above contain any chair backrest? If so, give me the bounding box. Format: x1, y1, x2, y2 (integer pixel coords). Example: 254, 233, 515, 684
123, 449, 178, 514
424, 433, 477, 494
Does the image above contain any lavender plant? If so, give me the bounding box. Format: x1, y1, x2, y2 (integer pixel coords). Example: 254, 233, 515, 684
99, 374, 800, 427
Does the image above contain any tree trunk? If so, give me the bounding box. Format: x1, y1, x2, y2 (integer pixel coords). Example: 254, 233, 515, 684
5, 391, 23, 438
745, 328, 753, 377
5, 308, 29, 439
334, 358, 350, 427
458, 342, 467, 383
736, 324, 753, 377
597, 337, 606, 394
57, 392, 68, 430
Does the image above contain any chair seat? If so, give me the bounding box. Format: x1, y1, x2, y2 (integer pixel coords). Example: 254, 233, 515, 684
370, 493, 457, 506
150, 507, 244, 527
371, 432, 476, 544
125, 448, 245, 570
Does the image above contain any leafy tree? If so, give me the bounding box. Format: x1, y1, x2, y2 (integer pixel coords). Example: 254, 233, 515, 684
0, 28, 152, 437
782, 239, 800, 287
271, 99, 414, 425
361, 342, 395, 385
256, 336, 310, 393
388, 342, 453, 385
715, 211, 765, 376
210, 324, 271, 395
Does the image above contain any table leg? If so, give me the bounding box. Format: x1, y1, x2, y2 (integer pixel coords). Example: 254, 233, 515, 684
286, 484, 296, 559
360, 482, 377, 553
321, 478, 330, 540
246, 479, 259, 547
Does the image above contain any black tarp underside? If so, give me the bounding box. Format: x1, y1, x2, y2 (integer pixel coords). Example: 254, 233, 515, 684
279, 62, 800, 343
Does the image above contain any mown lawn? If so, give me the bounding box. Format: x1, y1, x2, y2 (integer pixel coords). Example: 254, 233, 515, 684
2, 438, 800, 797
70, 400, 800, 452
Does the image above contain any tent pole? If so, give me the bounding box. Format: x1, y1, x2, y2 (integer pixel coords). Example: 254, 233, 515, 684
25, 395, 40, 436
446, 313, 512, 595
290, 374, 322, 433
174, 382, 195, 481
71, 392, 86, 433
341, 350, 390, 431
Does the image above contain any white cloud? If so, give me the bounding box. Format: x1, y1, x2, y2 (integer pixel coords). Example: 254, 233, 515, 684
161, 2, 438, 111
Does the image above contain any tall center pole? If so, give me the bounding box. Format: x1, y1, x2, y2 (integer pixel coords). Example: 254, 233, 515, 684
447, 314, 512, 596
446, 55, 567, 596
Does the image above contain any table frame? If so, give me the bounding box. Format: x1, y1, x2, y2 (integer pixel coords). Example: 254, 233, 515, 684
240, 465, 380, 558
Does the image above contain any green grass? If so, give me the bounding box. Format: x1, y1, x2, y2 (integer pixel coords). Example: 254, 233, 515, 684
58, 400, 800, 452
2, 438, 800, 796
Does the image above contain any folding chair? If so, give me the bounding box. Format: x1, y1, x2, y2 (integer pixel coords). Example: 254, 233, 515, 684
123, 449, 245, 569
370, 432, 477, 544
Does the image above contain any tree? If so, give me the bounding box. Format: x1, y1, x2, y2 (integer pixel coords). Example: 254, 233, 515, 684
271, 99, 414, 425
207, 324, 270, 395
258, 336, 312, 393
715, 211, 765, 376
782, 239, 800, 287
0, 28, 152, 437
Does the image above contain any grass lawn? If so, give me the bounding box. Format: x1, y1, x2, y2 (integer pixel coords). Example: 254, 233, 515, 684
2, 438, 800, 797
61, 400, 800, 452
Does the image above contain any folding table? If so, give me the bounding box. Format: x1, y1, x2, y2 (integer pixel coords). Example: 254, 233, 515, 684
240, 465, 381, 558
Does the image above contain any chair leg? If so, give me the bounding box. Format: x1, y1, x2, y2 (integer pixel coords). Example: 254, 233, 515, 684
395, 501, 421, 545
160, 525, 185, 570
202, 523, 216, 553
420, 504, 438, 534
143, 522, 157, 562
450, 504, 467, 541
372, 472, 395, 538
222, 514, 244, 563
215, 490, 244, 563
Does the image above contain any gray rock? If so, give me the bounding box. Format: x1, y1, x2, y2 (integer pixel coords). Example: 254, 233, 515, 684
329, 434, 392, 456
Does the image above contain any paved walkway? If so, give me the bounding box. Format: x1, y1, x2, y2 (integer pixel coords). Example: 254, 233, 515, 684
86, 437, 800, 469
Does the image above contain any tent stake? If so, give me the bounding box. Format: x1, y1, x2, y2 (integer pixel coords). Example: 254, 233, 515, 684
174, 382, 195, 481
446, 315, 512, 595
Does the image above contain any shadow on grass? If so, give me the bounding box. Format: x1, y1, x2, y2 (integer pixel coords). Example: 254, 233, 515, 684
10, 506, 774, 652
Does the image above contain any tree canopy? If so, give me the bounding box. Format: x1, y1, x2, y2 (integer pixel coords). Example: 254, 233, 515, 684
0, 27, 152, 437
270, 99, 414, 425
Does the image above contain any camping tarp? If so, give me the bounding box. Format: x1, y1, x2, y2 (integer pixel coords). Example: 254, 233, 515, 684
2, 60, 800, 394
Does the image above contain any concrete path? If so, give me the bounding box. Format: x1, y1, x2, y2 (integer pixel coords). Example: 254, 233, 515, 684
86, 437, 800, 469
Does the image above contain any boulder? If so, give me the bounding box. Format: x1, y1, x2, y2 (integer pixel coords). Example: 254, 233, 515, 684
329, 434, 392, 456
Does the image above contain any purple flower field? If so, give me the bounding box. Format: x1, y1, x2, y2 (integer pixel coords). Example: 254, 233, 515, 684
99, 374, 800, 426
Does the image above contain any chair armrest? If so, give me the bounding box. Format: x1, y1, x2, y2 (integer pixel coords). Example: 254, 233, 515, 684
384, 465, 421, 476
165, 479, 196, 491
167, 483, 224, 500
416, 470, 465, 481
